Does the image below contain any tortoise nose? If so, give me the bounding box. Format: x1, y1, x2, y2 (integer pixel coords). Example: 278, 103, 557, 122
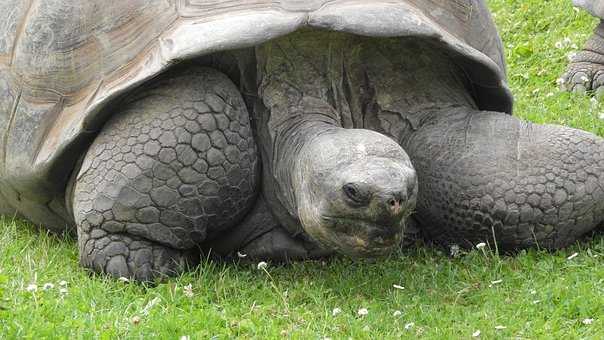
385, 191, 407, 216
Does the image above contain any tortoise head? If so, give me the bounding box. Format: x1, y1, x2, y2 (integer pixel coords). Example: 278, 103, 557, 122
295, 129, 417, 257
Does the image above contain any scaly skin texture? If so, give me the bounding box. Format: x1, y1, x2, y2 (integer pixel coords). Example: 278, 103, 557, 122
561, 20, 604, 94
404, 108, 604, 250
72, 66, 259, 281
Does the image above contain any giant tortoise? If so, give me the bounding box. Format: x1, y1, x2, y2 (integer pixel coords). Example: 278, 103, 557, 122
1, 0, 604, 281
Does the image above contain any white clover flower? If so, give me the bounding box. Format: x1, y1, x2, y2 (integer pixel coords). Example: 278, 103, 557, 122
393, 284, 405, 290
450, 244, 461, 257
583, 318, 594, 325
257, 261, 268, 270
131, 316, 141, 325
26, 284, 38, 293
58, 280, 68, 287
42, 283, 55, 291
555, 41, 564, 49
472, 330, 481, 337
183, 284, 194, 298
567, 252, 579, 260
332, 308, 342, 317
475, 242, 487, 250
404, 322, 415, 330
357, 308, 369, 317
393, 310, 402, 317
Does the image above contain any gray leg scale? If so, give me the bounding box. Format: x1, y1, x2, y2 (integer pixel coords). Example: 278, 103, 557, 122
404, 108, 604, 250
72, 66, 259, 281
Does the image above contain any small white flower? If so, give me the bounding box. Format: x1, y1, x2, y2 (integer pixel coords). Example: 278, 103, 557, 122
557, 77, 566, 86
257, 261, 268, 270
495, 325, 507, 330
59, 288, 68, 295
357, 308, 369, 317
583, 318, 594, 325
555, 41, 564, 49
58, 280, 68, 287
26, 284, 38, 293
476, 242, 487, 250
183, 284, 194, 298
42, 283, 55, 291
237, 251, 248, 258
393, 284, 405, 290
472, 330, 481, 338
332, 308, 342, 316
118, 277, 130, 283
131, 316, 141, 325
404, 322, 415, 330
567, 252, 579, 260
393, 310, 402, 317
450, 244, 461, 257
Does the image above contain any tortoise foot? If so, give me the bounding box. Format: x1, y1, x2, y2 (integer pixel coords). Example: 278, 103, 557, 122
78, 231, 199, 282
560, 21, 604, 95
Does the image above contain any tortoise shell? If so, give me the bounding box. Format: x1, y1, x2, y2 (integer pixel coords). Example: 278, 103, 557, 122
0, 0, 511, 230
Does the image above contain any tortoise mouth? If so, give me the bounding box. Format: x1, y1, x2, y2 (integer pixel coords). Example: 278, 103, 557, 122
320, 215, 406, 256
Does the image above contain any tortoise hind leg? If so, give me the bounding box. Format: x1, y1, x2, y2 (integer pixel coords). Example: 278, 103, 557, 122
561, 20, 604, 95
72, 66, 259, 281
404, 108, 604, 250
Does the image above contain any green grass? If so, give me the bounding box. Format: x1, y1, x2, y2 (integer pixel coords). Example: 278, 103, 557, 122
2, 0, 604, 338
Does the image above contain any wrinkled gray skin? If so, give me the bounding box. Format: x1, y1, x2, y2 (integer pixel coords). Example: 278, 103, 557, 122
3, 1, 604, 282
562, 0, 604, 94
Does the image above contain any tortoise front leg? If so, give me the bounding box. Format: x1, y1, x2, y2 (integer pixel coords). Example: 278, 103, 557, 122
403, 108, 604, 250
560, 20, 604, 95
72, 66, 259, 281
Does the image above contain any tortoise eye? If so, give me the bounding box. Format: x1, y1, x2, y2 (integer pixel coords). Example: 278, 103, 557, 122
342, 183, 369, 205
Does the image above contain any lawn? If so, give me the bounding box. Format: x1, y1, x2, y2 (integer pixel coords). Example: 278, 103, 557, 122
2, 0, 604, 338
